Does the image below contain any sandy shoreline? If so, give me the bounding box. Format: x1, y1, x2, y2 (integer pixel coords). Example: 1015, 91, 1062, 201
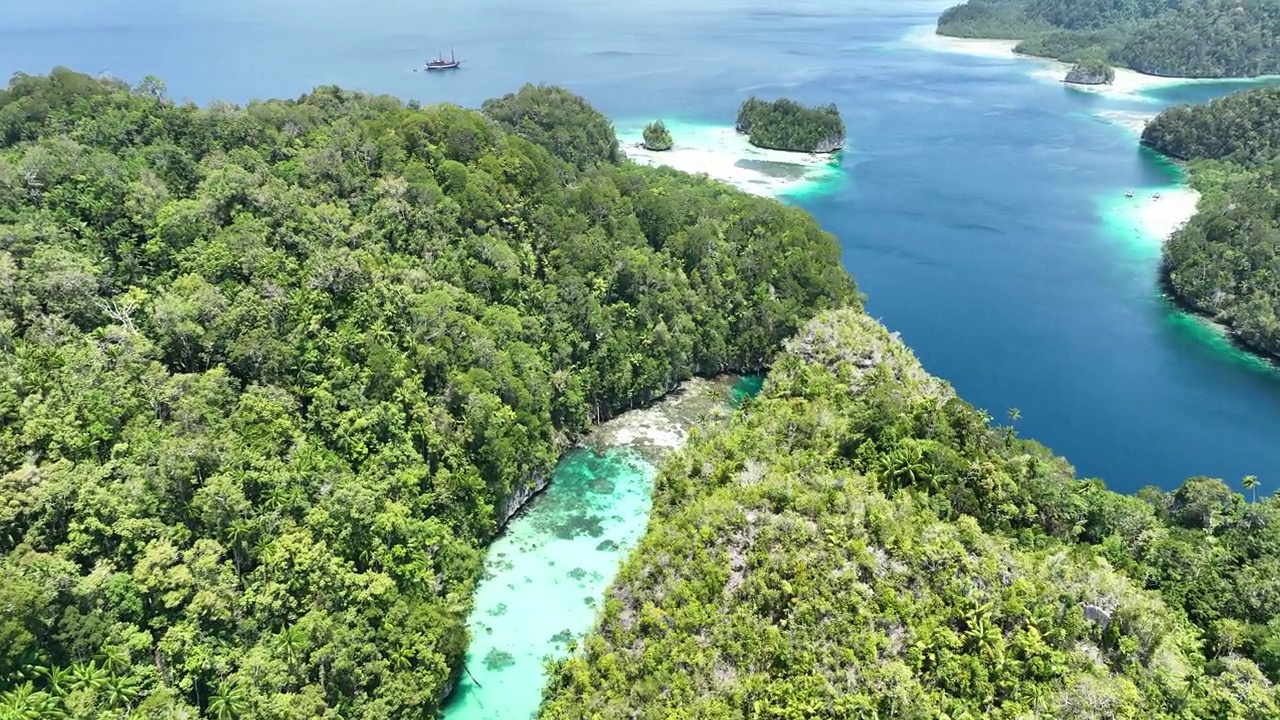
902, 24, 1272, 101
617, 121, 841, 198
1093, 109, 1156, 136
905, 24, 1206, 244
1127, 186, 1201, 244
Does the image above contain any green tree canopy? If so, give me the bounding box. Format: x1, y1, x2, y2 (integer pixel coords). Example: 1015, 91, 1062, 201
0, 69, 859, 719
735, 96, 846, 153
641, 119, 673, 151
1142, 87, 1280, 360
937, 0, 1280, 77
480, 83, 621, 170
540, 309, 1280, 718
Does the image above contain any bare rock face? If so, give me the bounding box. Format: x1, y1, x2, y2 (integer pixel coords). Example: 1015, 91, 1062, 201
499, 473, 551, 528
781, 308, 951, 400
812, 132, 845, 153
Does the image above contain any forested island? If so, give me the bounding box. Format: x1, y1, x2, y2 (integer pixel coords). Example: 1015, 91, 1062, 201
641, 119, 673, 151
541, 309, 1280, 718
734, 96, 845, 154
1142, 87, 1280, 360
0, 70, 857, 719
936, 0, 1280, 78
2, 65, 1278, 720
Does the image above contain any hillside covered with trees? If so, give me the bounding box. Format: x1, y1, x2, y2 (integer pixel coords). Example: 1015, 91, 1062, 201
0, 69, 859, 719
1140, 87, 1280, 359
541, 308, 1280, 719
734, 97, 846, 154
1142, 87, 1280, 164
936, 0, 1280, 78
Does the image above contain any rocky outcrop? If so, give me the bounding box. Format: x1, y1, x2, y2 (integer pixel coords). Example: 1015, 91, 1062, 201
810, 133, 844, 154
498, 472, 550, 529
642, 119, 674, 151
741, 132, 844, 154
781, 308, 951, 400
1064, 63, 1114, 85
494, 377, 741, 530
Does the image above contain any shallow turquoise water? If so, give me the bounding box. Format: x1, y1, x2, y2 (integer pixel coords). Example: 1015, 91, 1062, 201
9, 2, 1280, 716
444, 376, 758, 719
1094, 166, 1280, 381
730, 374, 766, 405
443, 446, 657, 720
614, 118, 846, 199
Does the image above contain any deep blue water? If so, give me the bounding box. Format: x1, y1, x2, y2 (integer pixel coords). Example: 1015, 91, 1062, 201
4, 0, 1279, 492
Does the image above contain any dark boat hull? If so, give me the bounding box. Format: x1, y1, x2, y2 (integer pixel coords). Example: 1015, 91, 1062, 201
426, 62, 461, 70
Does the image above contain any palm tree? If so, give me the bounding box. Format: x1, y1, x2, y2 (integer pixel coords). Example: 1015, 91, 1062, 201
278, 625, 306, 668
1008, 407, 1021, 424
875, 443, 928, 491
1243, 474, 1261, 503
0, 681, 65, 719
101, 674, 139, 710
97, 647, 130, 676
207, 683, 247, 720
226, 517, 253, 581
68, 662, 107, 694
38, 666, 73, 698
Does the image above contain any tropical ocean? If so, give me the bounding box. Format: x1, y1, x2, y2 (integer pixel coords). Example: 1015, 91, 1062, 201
6, 0, 1279, 487
4, 0, 1278, 502
8, 1, 1280, 717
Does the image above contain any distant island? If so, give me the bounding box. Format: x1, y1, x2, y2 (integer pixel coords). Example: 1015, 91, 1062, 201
936, 0, 1280, 78
642, 119, 673, 151
735, 96, 845, 154
1142, 87, 1280, 360
5, 66, 1280, 720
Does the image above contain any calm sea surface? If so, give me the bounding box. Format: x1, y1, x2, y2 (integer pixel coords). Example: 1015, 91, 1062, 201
3, 0, 1278, 491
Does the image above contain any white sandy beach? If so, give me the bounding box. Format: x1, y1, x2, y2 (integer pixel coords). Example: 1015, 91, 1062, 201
1128, 186, 1200, 243
902, 24, 1262, 101
1093, 109, 1157, 136
618, 122, 840, 198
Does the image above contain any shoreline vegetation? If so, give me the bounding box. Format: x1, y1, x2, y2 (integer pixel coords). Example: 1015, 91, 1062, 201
734, 96, 846, 155
2, 41, 1278, 720
0, 70, 859, 719
1064, 54, 1115, 86
1142, 88, 1280, 363
536, 29, 1280, 714
909, 24, 1205, 265
443, 375, 746, 718
540, 308, 1280, 718
617, 120, 843, 199
916, 18, 1274, 365
935, 0, 1280, 80
906, 26, 1262, 97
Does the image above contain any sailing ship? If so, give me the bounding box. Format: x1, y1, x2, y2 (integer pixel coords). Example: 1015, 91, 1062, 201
425, 46, 462, 70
